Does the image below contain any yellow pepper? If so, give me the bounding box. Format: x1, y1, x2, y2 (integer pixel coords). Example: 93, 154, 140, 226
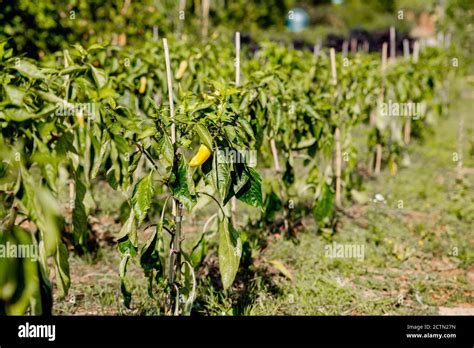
77, 110, 85, 128
139, 76, 147, 94
175, 60, 188, 80
189, 144, 212, 167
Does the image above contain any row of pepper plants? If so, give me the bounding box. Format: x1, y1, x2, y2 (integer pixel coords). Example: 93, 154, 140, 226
0, 34, 452, 314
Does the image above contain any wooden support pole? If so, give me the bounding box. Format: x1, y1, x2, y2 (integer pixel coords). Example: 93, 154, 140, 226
403, 39, 410, 59
342, 40, 348, 59
390, 26, 396, 61
350, 38, 357, 54
374, 144, 382, 175
404, 117, 411, 145
330, 47, 337, 85
335, 128, 342, 207
231, 31, 240, 227
163, 38, 181, 286
413, 41, 419, 63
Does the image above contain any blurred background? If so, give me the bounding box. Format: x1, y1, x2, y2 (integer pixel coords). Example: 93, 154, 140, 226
0, 0, 471, 58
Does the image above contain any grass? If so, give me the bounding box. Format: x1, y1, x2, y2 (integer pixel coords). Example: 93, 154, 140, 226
52, 96, 473, 316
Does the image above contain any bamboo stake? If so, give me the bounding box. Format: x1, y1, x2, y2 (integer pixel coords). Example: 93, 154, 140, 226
403, 39, 410, 59
270, 139, 281, 174
413, 41, 419, 63
163, 38, 181, 287
350, 38, 357, 54
374, 144, 382, 175
335, 128, 342, 207
363, 40, 369, 53
404, 117, 411, 145
389, 26, 396, 61
231, 32, 240, 227
381, 42, 388, 72
342, 40, 348, 59
235, 32, 240, 85
330, 47, 337, 85
69, 180, 75, 211
313, 39, 321, 58
153, 26, 159, 41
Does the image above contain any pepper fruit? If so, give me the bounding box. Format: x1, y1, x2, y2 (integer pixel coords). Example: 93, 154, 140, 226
189, 144, 212, 167
77, 110, 85, 128
139, 76, 147, 94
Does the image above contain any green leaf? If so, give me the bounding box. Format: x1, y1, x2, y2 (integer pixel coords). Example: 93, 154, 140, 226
170, 157, 195, 211
218, 216, 242, 290
212, 152, 231, 201
132, 172, 155, 224
140, 223, 163, 276
117, 210, 137, 249
2, 108, 40, 122
11, 60, 46, 79
235, 167, 263, 209
191, 233, 208, 268
313, 183, 334, 224
159, 135, 174, 166
53, 242, 70, 298
89, 64, 107, 89
119, 255, 132, 308
195, 124, 213, 150
4, 85, 25, 105
72, 178, 88, 249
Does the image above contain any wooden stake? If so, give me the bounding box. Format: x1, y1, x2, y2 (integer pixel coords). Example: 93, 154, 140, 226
313, 43, 320, 58
69, 180, 75, 211
375, 144, 382, 175
330, 47, 337, 85
342, 40, 348, 59
404, 117, 411, 145
389, 26, 396, 61
270, 139, 281, 174
350, 38, 357, 54
381, 42, 388, 72
413, 41, 419, 63
335, 128, 342, 207
363, 40, 369, 53
153, 26, 159, 41
231, 31, 241, 227
235, 32, 240, 86
163, 38, 181, 286
403, 39, 409, 59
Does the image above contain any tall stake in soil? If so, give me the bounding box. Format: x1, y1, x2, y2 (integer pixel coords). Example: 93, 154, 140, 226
335, 128, 342, 207
330, 48, 337, 86
163, 39, 182, 289
231, 32, 240, 227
